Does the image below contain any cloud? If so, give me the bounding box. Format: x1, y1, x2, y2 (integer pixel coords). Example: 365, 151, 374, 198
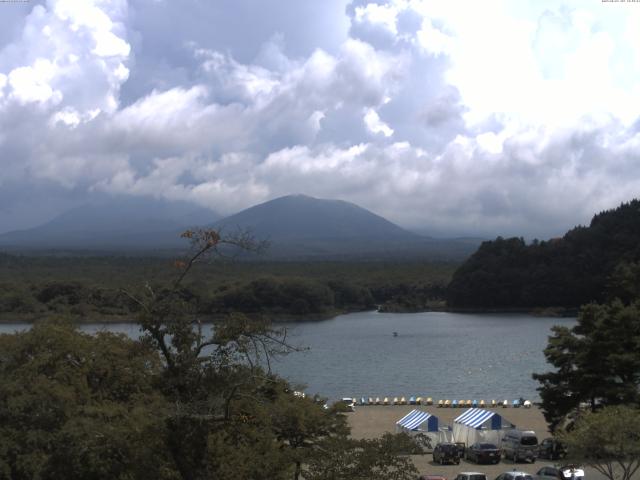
1, 0, 640, 239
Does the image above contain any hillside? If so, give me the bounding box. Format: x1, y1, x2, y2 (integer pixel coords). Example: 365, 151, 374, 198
214, 194, 478, 260
446, 200, 640, 309
0, 197, 218, 251
215, 194, 417, 241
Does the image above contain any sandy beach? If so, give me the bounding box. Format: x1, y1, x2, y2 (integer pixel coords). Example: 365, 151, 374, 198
347, 404, 624, 480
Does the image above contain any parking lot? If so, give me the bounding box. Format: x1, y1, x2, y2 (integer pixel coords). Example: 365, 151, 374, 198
346, 405, 637, 480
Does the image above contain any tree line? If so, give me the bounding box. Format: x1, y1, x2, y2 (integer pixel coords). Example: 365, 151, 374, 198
0, 257, 451, 320
447, 200, 640, 309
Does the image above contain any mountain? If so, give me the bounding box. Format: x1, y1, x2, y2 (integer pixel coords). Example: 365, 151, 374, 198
215, 194, 416, 241
213, 194, 478, 259
0, 197, 219, 251
0, 194, 481, 259
447, 199, 640, 309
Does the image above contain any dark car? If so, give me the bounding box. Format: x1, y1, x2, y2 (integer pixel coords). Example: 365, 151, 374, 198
538, 438, 567, 460
418, 475, 447, 480
466, 442, 501, 464
433, 442, 461, 465
536, 466, 561, 480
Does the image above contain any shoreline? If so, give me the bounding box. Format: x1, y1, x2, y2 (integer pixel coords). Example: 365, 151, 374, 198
0, 305, 578, 324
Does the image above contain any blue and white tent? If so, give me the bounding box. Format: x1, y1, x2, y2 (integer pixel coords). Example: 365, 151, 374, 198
396, 410, 452, 450
396, 409, 438, 432
453, 408, 514, 446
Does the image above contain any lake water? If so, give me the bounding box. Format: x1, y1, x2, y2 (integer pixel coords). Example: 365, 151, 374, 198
0, 311, 575, 402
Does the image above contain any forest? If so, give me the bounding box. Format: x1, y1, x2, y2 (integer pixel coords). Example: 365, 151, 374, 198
0, 253, 454, 322
447, 200, 640, 310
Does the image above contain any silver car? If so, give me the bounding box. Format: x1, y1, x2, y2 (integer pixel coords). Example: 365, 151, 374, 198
536, 465, 585, 480
495, 471, 535, 480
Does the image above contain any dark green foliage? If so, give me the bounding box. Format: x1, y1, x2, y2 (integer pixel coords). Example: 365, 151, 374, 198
448, 200, 640, 309
304, 432, 420, 480
0, 299, 419, 479
0, 255, 455, 320
0, 318, 173, 480
558, 405, 640, 480
533, 300, 640, 431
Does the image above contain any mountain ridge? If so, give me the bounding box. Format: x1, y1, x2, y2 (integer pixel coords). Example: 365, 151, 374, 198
0, 194, 481, 259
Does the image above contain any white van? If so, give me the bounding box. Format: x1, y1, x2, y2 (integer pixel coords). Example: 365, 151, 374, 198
502, 429, 538, 463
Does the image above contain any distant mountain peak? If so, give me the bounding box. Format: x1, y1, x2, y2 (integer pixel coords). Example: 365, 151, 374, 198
215, 194, 414, 241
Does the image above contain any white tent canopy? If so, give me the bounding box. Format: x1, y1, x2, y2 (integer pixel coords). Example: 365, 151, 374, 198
396, 409, 453, 451
453, 408, 514, 447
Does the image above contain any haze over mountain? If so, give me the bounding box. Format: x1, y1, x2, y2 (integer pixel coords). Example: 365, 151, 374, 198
0, 197, 218, 251
0, 194, 480, 259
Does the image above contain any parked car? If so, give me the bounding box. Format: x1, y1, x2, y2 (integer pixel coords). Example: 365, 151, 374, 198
502, 429, 539, 463
433, 443, 461, 465
338, 397, 355, 411
466, 442, 501, 464
495, 471, 535, 480
557, 465, 585, 480
454, 472, 487, 480
536, 465, 584, 480
536, 466, 561, 480
418, 475, 447, 480
538, 438, 567, 460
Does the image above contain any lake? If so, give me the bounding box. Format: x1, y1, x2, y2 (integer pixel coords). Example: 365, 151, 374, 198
271, 311, 575, 401
0, 311, 575, 402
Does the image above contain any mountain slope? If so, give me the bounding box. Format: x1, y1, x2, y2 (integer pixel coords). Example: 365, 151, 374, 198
215, 194, 418, 241
0, 197, 218, 250
447, 199, 640, 309
214, 194, 477, 259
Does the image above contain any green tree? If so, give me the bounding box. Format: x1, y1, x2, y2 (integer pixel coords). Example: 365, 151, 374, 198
533, 300, 640, 431
0, 229, 423, 480
0, 318, 173, 480
304, 432, 420, 480
270, 394, 349, 480
558, 405, 640, 480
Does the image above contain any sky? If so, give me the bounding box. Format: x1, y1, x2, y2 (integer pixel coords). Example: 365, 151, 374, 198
0, 0, 639, 238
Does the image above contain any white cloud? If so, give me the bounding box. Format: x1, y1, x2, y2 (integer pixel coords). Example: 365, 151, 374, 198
1, 0, 640, 238
354, 2, 401, 35
0, 0, 130, 117
7, 59, 62, 105
364, 108, 394, 137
